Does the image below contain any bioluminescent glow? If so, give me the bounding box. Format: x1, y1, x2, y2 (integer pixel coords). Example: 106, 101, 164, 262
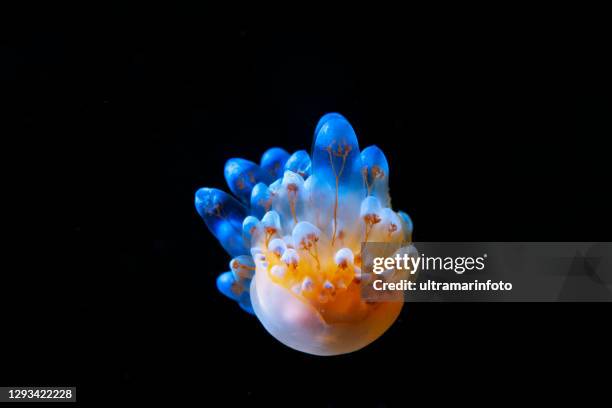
195, 113, 413, 355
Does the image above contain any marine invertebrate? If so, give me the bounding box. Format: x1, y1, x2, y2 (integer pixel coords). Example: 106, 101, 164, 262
195, 113, 413, 355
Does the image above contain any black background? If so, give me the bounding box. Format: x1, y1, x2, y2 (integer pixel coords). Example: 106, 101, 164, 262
3, 8, 611, 405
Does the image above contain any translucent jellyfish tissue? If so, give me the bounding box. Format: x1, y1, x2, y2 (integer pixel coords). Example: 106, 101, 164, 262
195, 113, 414, 356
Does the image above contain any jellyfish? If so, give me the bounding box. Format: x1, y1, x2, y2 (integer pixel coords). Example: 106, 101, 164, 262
195, 113, 414, 355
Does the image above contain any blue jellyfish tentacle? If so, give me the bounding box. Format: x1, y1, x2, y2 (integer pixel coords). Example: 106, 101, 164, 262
284, 150, 312, 179
230, 255, 255, 282
360, 145, 390, 207
195, 187, 250, 257
312, 113, 363, 190
224, 158, 268, 204
311, 114, 365, 246
216, 271, 243, 301
260, 147, 290, 182
216, 270, 255, 315
229, 255, 256, 314
238, 294, 255, 314
314, 112, 345, 138
250, 182, 272, 219
242, 215, 261, 248
268, 170, 307, 233
397, 210, 414, 243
